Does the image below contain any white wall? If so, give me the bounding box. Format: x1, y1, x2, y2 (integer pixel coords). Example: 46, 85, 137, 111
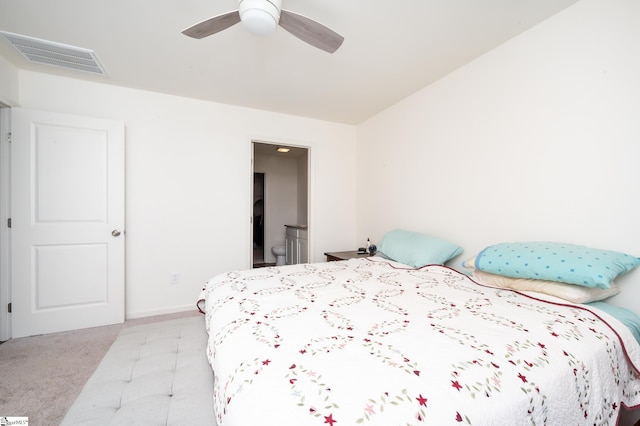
6, 0, 637, 321
14, 70, 358, 318
356, 0, 640, 313
0, 55, 18, 106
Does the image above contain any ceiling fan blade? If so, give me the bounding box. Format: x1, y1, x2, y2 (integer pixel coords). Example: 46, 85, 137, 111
279, 10, 344, 53
182, 10, 241, 39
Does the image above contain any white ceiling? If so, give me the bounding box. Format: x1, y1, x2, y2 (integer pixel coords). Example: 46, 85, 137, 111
0, 0, 579, 125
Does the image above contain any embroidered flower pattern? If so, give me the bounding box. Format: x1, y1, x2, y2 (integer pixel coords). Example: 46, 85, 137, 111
201, 259, 640, 425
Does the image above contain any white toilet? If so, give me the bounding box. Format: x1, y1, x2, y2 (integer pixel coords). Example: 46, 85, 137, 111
272, 245, 286, 266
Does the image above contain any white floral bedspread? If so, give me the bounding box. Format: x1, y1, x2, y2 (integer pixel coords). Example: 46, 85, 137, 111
198, 257, 640, 425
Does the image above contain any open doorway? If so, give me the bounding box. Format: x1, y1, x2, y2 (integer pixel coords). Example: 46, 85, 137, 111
253, 172, 265, 265
252, 142, 309, 268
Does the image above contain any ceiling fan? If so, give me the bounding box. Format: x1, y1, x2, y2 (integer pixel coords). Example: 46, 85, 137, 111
182, 0, 344, 54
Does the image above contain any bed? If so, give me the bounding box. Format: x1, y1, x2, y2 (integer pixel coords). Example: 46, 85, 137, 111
198, 231, 640, 425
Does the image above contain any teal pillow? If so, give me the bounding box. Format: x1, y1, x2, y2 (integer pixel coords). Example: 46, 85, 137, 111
474, 242, 640, 289
378, 229, 463, 268
587, 301, 640, 344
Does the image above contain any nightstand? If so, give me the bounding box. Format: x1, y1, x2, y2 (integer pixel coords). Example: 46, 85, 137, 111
324, 250, 370, 262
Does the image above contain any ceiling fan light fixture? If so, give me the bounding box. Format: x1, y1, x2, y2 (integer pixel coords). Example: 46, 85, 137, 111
182, 0, 343, 53
239, 0, 281, 36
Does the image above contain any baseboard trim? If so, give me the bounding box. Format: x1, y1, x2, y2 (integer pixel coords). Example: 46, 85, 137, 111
125, 304, 197, 320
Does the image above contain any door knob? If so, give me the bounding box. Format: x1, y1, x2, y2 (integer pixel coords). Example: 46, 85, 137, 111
112, 230, 121, 237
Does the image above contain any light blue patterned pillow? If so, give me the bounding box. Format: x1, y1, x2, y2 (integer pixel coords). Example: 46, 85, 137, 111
474, 242, 640, 289
378, 229, 463, 268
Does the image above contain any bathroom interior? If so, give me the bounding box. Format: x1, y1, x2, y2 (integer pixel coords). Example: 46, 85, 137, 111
252, 142, 308, 268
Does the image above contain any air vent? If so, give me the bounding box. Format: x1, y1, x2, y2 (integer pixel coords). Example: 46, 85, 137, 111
0, 31, 107, 75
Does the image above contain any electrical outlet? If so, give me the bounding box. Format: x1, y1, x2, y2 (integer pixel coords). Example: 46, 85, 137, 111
170, 272, 180, 285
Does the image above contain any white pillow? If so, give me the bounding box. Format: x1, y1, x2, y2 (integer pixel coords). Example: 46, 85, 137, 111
470, 269, 620, 304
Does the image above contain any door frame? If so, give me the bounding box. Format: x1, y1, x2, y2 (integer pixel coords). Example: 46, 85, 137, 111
0, 105, 11, 341
250, 140, 312, 267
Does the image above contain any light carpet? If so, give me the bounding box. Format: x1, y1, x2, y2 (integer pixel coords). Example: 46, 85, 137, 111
0, 311, 200, 426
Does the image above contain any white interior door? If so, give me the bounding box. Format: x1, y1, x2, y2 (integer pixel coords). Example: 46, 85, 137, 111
11, 108, 125, 338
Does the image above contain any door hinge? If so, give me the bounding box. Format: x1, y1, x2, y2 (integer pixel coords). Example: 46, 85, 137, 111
7, 303, 11, 313
7, 218, 11, 228
7, 132, 11, 143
